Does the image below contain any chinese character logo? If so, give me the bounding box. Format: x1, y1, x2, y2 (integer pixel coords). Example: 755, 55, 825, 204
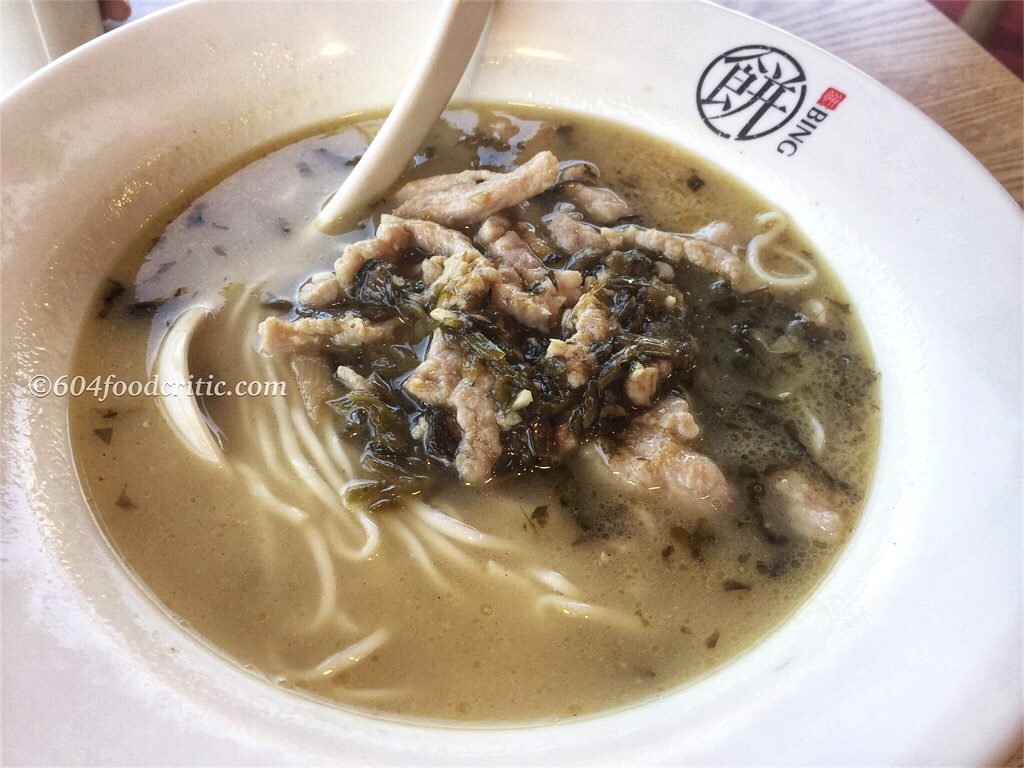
697, 45, 807, 140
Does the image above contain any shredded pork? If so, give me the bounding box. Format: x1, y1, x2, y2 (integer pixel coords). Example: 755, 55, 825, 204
545, 212, 608, 254
259, 315, 400, 354
478, 215, 583, 332
298, 271, 344, 309
335, 365, 370, 392
545, 213, 745, 284
607, 396, 732, 516
770, 470, 843, 542
335, 214, 478, 288
403, 332, 501, 483
561, 183, 631, 225
624, 360, 671, 407
548, 298, 613, 387
261, 148, 766, 502
394, 151, 559, 227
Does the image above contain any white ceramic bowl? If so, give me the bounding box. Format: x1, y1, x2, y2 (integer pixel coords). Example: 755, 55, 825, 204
2, 2, 1020, 764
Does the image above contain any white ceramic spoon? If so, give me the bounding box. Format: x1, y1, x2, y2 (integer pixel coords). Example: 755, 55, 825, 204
315, 0, 494, 234
156, 0, 494, 463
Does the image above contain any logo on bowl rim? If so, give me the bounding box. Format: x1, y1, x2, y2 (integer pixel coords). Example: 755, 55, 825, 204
696, 45, 807, 141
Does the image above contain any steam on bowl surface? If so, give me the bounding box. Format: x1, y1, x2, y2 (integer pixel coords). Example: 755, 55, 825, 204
1, 1, 1020, 765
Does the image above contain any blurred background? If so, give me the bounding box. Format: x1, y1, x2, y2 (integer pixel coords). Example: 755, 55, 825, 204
932, 0, 1023, 76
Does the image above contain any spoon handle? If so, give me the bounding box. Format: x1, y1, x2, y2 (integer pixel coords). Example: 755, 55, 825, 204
315, 0, 494, 234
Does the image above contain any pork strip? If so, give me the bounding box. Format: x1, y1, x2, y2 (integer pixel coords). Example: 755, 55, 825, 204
394, 151, 560, 227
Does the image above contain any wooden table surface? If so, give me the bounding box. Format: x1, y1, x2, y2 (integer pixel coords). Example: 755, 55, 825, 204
716, 0, 1024, 206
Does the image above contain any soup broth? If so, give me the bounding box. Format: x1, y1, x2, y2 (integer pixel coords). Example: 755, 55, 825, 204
69, 106, 878, 723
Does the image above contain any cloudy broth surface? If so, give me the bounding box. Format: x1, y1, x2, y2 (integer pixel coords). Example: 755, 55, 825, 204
69, 106, 878, 723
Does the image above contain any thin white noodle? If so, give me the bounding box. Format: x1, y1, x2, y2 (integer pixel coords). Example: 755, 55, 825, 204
233, 285, 269, 384
273, 675, 406, 704
304, 528, 339, 630
240, 478, 281, 573
799, 402, 826, 458
808, 413, 825, 457
228, 291, 323, 590
484, 559, 537, 591
227, 286, 649, 659
326, 687, 407, 703
227, 283, 260, 341
530, 568, 582, 598
323, 425, 358, 477
235, 462, 309, 524
411, 501, 510, 550
252, 412, 312, 499
289, 396, 348, 490
409, 518, 479, 571
354, 510, 380, 558
387, 518, 452, 591
231, 309, 280, 468
290, 457, 347, 510
248, 355, 307, 484
534, 594, 642, 631
262, 356, 366, 541
313, 628, 390, 677
323, 511, 378, 562
282, 385, 370, 545
220, 286, 369, 628
746, 211, 818, 290
286, 389, 369, 546
253, 354, 338, 506
331, 611, 360, 633
256, 315, 370, 550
